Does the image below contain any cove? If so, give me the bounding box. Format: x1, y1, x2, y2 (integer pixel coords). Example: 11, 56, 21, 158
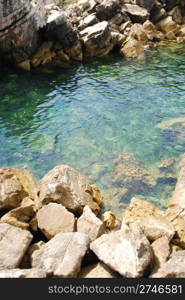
1, 42, 185, 218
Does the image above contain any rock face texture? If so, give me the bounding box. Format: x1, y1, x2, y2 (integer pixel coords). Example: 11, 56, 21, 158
0, 223, 33, 270
32, 232, 90, 277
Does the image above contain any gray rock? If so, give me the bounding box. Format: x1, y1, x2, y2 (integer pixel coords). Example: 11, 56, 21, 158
32, 232, 90, 277
90, 228, 153, 277
0, 223, 33, 270
77, 205, 105, 241
37, 203, 75, 239
0, 268, 46, 278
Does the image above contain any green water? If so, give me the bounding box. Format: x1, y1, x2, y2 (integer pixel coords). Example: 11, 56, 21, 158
1, 43, 185, 217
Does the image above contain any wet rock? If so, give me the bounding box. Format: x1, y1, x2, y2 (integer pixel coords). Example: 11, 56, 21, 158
157, 157, 176, 173
79, 21, 113, 57
102, 211, 118, 230
77, 205, 105, 241
101, 187, 128, 216
122, 198, 174, 242
156, 117, 185, 130
38, 164, 103, 215
31, 41, 56, 67
32, 232, 90, 277
151, 236, 171, 274
1, 197, 36, 230
0, 168, 28, 211
0, 223, 32, 270
79, 262, 117, 278
90, 227, 153, 277
37, 203, 75, 239
151, 250, 185, 277
122, 4, 149, 23
0, 268, 46, 278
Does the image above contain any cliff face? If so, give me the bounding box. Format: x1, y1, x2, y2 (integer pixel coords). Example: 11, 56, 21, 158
0, 0, 46, 63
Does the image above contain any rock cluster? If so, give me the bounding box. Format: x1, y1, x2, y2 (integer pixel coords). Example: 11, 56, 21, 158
0, 154, 185, 278
0, 0, 185, 69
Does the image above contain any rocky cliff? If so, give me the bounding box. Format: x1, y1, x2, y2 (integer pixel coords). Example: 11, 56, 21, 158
0, 0, 185, 69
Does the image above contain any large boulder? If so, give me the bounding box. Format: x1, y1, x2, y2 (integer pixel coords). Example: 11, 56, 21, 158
151, 250, 185, 278
37, 164, 103, 215
32, 232, 90, 277
77, 205, 105, 241
0, 168, 28, 210
122, 4, 149, 23
0, 223, 33, 270
90, 227, 153, 277
37, 203, 75, 239
79, 21, 114, 57
79, 262, 117, 278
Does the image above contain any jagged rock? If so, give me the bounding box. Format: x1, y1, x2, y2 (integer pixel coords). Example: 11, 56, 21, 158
0, 168, 28, 210
95, 0, 119, 21
13, 168, 38, 201
102, 211, 118, 230
122, 4, 149, 23
80, 21, 113, 57
151, 236, 171, 274
32, 232, 90, 277
79, 262, 117, 278
151, 250, 185, 277
143, 20, 164, 40
31, 41, 56, 67
37, 164, 103, 215
83, 13, 98, 26
37, 203, 75, 239
0, 268, 46, 278
132, 0, 157, 12
0, 223, 32, 270
77, 205, 105, 241
157, 16, 180, 36
129, 23, 148, 43
90, 227, 153, 277
122, 197, 175, 241
150, 1, 167, 24
1, 197, 36, 230
169, 6, 183, 25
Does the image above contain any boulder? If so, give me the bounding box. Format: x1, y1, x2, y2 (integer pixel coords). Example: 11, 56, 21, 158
0, 268, 46, 278
90, 228, 153, 277
37, 203, 75, 239
0, 168, 28, 210
79, 262, 117, 278
77, 205, 105, 241
1, 197, 36, 230
38, 164, 103, 215
143, 20, 164, 40
32, 232, 90, 277
129, 23, 148, 43
0, 223, 32, 270
151, 236, 171, 274
95, 0, 119, 21
151, 250, 185, 278
122, 4, 149, 23
79, 21, 114, 57
157, 16, 180, 35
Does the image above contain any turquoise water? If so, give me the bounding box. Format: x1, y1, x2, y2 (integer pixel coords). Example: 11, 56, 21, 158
1, 43, 185, 217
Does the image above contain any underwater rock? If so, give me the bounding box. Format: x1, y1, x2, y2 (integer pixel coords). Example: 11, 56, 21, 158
37, 164, 103, 215
37, 203, 75, 239
156, 117, 185, 130
90, 227, 153, 277
32, 232, 90, 277
79, 262, 117, 278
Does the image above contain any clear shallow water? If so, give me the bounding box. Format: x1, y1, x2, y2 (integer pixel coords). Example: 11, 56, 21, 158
1, 43, 185, 217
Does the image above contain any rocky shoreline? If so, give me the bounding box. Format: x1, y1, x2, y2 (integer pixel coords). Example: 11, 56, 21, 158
0, 0, 185, 70
0, 155, 185, 278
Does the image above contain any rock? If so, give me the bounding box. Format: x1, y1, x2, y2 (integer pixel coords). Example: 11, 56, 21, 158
133, 0, 157, 12
121, 37, 145, 59
122, 197, 175, 241
80, 21, 113, 57
150, 1, 167, 24
32, 232, 90, 277
122, 4, 149, 23
129, 23, 148, 43
95, 0, 119, 21
90, 228, 153, 277
0, 268, 46, 278
102, 211, 118, 230
156, 117, 185, 130
77, 205, 105, 241
143, 20, 164, 40
83, 13, 98, 26
151, 250, 185, 277
1, 197, 36, 230
31, 41, 56, 67
37, 203, 75, 239
79, 262, 117, 278
151, 236, 171, 274
0, 223, 32, 270
18, 60, 31, 71
169, 6, 183, 25
38, 164, 102, 215
157, 16, 180, 36
0, 168, 28, 210
157, 157, 176, 173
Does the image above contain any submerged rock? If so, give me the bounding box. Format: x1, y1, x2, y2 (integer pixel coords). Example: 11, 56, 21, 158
32, 232, 90, 277
37, 203, 75, 239
37, 164, 103, 215
0, 223, 32, 270
90, 227, 153, 277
